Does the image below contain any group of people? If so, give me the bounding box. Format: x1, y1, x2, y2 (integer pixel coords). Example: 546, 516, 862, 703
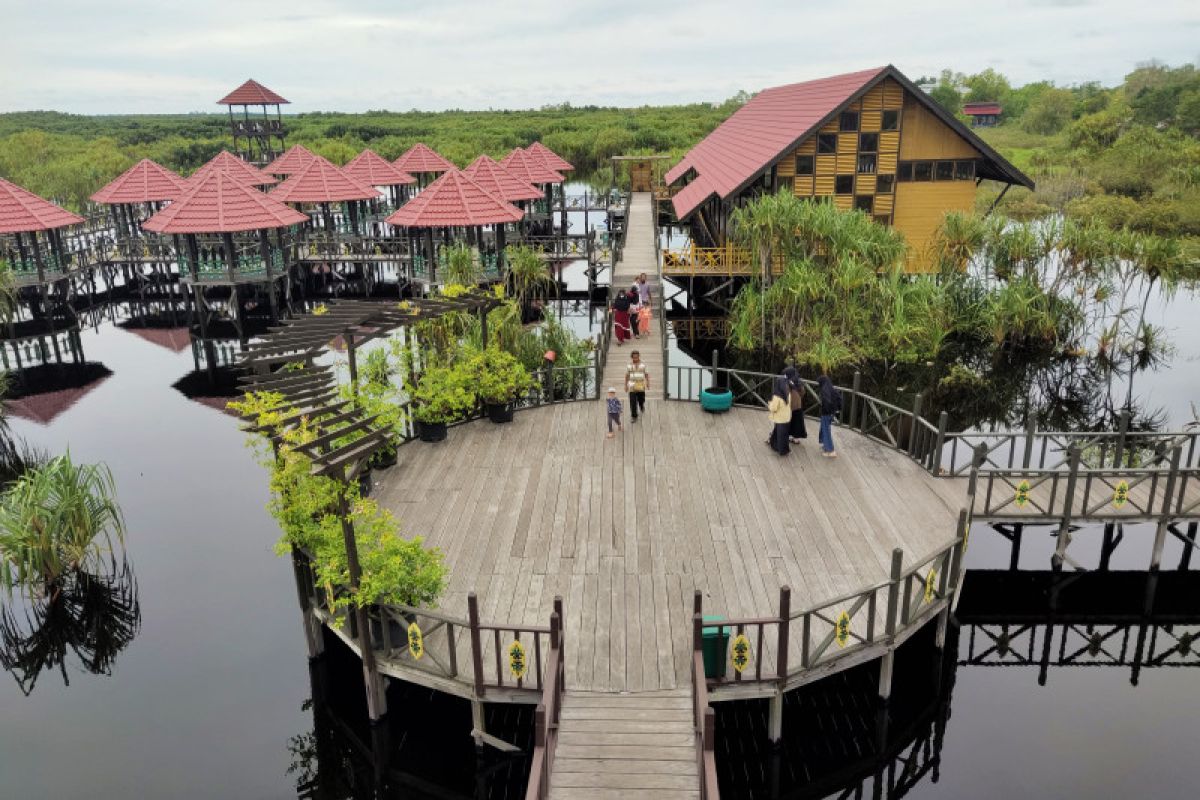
612, 273, 652, 344
767, 369, 842, 458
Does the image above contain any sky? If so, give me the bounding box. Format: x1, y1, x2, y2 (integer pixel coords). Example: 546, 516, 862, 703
0, 0, 1197, 114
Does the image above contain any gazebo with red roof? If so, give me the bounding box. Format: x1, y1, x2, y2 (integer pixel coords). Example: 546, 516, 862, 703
394, 143, 454, 188
270, 155, 381, 235
385, 169, 523, 284
499, 147, 564, 236
90, 159, 190, 237
218, 79, 289, 166
264, 144, 317, 177
144, 170, 306, 341
343, 149, 416, 210
0, 177, 86, 287
526, 141, 574, 173
190, 150, 278, 188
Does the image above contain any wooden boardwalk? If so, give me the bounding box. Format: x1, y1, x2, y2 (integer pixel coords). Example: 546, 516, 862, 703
550, 690, 699, 799
602, 191, 663, 393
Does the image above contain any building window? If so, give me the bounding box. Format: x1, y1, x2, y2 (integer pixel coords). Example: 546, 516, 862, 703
835, 175, 854, 194
877, 174, 895, 194
795, 155, 814, 175
817, 134, 838, 154
897, 162, 913, 182
857, 153, 877, 174
859, 133, 878, 153
935, 161, 954, 181
955, 160, 976, 180
914, 162, 933, 181
840, 111, 859, 131
855, 195, 874, 213
882, 110, 900, 131
874, 214, 892, 226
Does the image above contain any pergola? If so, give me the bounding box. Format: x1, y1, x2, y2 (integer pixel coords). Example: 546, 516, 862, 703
384, 169, 523, 285
394, 143, 454, 189
265, 144, 318, 177
190, 150, 278, 188
90, 158, 189, 238
526, 141, 574, 173
143, 170, 306, 345
342, 149, 416, 213
269, 154, 381, 235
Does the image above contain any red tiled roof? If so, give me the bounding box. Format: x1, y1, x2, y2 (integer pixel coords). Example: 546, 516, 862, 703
670, 178, 717, 221
385, 169, 524, 228
91, 159, 189, 204
963, 102, 1002, 115
666, 66, 887, 218
218, 79, 290, 106
269, 155, 381, 204
526, 141, 574, 172
190, 151, 278, 187
264, 144, 317, 176
394, 143, 454, 174
499, 148, 564, 185
0, 178, 85, 234
463, 155, 544, 201
343, 149, 417, 187
143, 170, 307, 234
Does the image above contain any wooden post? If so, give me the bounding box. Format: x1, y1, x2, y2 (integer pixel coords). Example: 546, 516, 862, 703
1052, 446, 1081, 570
1151, 446, 1183, 571
879, 548, 903, 702
259, 229, 279, 325
468, 592, 485, 699
346, 332, 358, 392
1023, 410, 1037, 468
908, 392, 923, 457
1114, 409, 1131, 468
776, 585, 790, 680
931, 411, 949, 475
768, 690, 784, 745
336, 485, 386, 721
849, 370, 861, 428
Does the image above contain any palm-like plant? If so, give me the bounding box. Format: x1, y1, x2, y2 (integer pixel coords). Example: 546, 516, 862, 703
729, 190, 803, 285
504, 244, 557, 312
0, 454, 125, 599
444, 244, 481, 286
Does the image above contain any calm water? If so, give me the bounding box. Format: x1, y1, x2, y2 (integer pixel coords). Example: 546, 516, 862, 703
0, 274, 1196, 797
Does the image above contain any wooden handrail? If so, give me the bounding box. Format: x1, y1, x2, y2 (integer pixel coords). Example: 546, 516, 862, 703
691, 613, 721, 800
524, 597, 565, 800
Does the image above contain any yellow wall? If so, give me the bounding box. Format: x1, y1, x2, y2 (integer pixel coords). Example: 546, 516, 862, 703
893, 181, 976, 271
899, 95, 980, 160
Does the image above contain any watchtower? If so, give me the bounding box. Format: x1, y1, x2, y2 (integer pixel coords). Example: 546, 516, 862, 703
217, 79, 289, 166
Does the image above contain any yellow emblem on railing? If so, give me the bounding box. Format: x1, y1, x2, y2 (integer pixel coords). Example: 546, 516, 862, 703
924, 569, 938, 604
835, 611, 851, 647
407, 622, 424, 660
508, 640, 527, 679
730, 634, 752, 673
1014, 480, 1032, 508
1113, 480, 1130, 509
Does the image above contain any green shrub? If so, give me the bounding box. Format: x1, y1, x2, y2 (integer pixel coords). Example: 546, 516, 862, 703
470, 347, 533, 404
409, 363, 477, 424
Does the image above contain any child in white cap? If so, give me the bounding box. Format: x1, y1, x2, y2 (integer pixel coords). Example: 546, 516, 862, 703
606, 387, 623, 439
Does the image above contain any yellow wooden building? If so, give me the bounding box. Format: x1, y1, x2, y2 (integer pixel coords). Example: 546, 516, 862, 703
664, 65, 1032, 271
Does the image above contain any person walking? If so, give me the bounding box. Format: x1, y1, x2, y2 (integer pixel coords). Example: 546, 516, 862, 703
627, 286, 641, 338
605, 387, 623, 439
636, 272, 652, 309
625, 350, 650, 422
766, 374, 791, 456
612, 289, 632, 345
784, 366, 808, 444
816, 375, 842, 458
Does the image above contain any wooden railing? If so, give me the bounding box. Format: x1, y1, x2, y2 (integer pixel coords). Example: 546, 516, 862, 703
662, 243, 785, 276
525, 598, 565, 800
691, 610, 720, 800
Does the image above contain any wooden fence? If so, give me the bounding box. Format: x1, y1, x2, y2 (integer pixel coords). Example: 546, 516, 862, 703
524, 599, 565, 800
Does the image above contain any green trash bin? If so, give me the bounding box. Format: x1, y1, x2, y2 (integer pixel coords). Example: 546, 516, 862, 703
701, 616, 729, 679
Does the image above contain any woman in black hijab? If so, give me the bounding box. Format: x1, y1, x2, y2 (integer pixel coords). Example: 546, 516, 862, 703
816, 375, 842, 458
766, 374, 792, 455
783, 366, 807, 444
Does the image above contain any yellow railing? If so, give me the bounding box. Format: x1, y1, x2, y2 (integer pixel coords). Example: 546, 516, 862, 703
662, 243, 785, 276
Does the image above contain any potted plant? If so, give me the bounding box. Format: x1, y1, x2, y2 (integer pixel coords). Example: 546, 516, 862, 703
472, 348, 532, 423
410, 363, 476, 442
701, 385, 734, 413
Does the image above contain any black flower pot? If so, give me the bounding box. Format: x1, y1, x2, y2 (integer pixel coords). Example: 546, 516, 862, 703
370, 447, 398, 469
486, 401, 515, 423
417, 421, 448, 442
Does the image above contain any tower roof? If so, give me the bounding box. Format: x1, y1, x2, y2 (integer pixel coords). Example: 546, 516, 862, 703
264, 144, 318, 176
394, 143, 454, 174
0, 178, 85, 234
499, 148, 564, 185
463, 155, 544, 201
91, 159, 190, 204
526, 141, 574, 172
385, 169, 524, 228
218, 79, 290, 106
343, 149, 417, 187
143, 170, 306, 234
190, 151, 278, 187
269, 155, 381, 203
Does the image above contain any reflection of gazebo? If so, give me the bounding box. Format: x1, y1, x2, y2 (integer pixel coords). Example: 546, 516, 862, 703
385, 169, 523, 285
91, 159, 189, 237
394, 143, 454, 189
527, 141, 574, 173
264, 144, 317, 177
4, 363, 112, 425
269, 155, 381, 235
343, 149, 416, 213
143, 170, 306, 346
189, 150, 278, 188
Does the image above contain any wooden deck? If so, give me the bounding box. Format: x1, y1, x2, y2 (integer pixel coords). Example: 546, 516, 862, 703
550, 690, 699, 799
373, 402, 965, 693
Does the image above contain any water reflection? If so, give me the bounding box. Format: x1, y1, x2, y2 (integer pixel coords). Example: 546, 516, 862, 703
0, 555, 140, 696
